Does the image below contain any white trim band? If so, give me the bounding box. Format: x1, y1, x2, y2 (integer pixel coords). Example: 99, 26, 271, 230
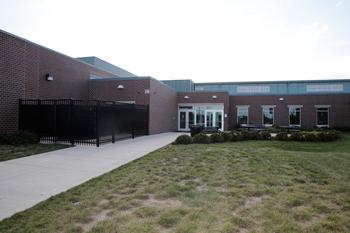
261, 105, 276, 108
236, 105, 250, 108
314, 105, 331, 108
288, 105, 303, 108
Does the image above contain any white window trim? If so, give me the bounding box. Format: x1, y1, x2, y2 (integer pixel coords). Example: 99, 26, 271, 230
261, 106, 275, 126
261, 105, 276, 108
236, 106, 249, 126
288, 106, 302, 127
314, 105, 331, 108
316, 107, 330, 127
287, 105, 303, 108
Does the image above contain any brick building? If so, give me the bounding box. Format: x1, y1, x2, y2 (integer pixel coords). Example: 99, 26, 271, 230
1, 29, 350, 134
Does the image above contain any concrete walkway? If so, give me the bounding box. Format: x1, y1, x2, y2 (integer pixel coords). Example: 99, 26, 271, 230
0, 132, 183, 220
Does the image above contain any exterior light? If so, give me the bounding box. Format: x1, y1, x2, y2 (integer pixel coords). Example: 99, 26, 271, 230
45, 73, 54, 81
184, 95, 189, 99
279, 97, 284, 101
117, 84, 124, 90
212, 95, 217, 99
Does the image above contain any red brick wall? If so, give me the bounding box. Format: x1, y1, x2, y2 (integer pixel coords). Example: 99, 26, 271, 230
0, 32, 26, 132
149, 78, 177, 134
0, 30, 113, 133
177, 92, 230, 130
88, 78, 151, 105
230, 95, 350, 128
89, 78, 178, 134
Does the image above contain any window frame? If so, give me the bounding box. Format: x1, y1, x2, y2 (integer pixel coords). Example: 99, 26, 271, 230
236, 105, 249, 126
261, 105, 275, 126
288, 105, 302, 127
315, 105, 330, 127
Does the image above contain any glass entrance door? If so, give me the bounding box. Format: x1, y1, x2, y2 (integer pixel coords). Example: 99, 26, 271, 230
178, 110, 196, 131
205, 110, 224, 131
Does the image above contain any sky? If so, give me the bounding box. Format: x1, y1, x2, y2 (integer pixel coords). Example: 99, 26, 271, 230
0, 0, 350, 82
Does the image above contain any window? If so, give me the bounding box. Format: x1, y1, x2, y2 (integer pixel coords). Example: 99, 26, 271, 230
316, 107, 329, 127
306, 84, 343, 93
237, 85, 270, 93
196, 109, 205, 126
289, 106, 301, 126
262, 106, 274, 125
237, 106, 249, 125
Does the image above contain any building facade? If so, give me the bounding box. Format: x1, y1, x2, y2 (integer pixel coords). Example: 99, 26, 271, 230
170, 80, 350, 131
1, 29, 350, 134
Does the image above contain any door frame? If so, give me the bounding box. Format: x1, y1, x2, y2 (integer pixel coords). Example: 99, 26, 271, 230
204, 109, 224, 131
178, 109, 196, 131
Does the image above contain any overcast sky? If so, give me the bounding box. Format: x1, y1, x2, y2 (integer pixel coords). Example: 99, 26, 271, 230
1, 0, 350, 82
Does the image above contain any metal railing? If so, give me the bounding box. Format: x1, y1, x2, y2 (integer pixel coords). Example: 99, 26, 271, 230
18, 99, 149, 146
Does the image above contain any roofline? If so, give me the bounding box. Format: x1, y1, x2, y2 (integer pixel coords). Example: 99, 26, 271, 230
161, 79, 194, 82
178, 91, 229, 94
0, 28, 115, 76
195, 79, 350, 85
90, 76, 177, 93
77, 56, 137, 77
90, 76, 151, 81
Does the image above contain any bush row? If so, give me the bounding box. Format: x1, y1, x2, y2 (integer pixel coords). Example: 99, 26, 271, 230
277, 130, 341, 142
174, 130, 341, 144
0, 131, 39, 145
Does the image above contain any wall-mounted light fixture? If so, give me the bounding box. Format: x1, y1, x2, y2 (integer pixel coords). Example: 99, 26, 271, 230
45, 73, 54, 81
184, 95, 189, 99
117, 84, 124, 90
279, 97, 284, 101
212, 95, 217, 99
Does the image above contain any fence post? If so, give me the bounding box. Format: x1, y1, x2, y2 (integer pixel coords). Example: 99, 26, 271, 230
18, 99, 22, 131
112, 102, 115, 143
131, 104, 135, 139
53, 100, 57, 143
69, 99, 75, 146
146, 105, 150, 135
96, 101, 100, 147
37, 99, 41, 140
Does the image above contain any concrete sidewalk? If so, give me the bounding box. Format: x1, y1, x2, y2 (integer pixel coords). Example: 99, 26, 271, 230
0, 132, 183, 220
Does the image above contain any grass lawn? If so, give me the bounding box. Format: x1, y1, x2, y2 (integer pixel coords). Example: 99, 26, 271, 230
0, 144, 71, 162
1, 134, 350, 233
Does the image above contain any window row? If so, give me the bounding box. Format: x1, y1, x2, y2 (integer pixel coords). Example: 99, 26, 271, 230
236, 105, 330, 127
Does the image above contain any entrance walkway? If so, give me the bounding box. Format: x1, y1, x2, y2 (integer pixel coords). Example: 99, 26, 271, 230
0, 132, 183, 220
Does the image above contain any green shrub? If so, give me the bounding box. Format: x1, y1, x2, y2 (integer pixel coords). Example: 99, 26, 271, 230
259, 131, 271, 140
288, 130, 341, 142
317, 130, 341, 142
303, 132, 318, 142
275, 132, 289, 141
289, 132, 304, 141
241, 131, 260, 140
222, 131, 233, 142
0, 131, 38, 145
317, 131, 328, 142
210, 133, 225, 143
231, 131, 243, 142
174, 135, 192, 145
326, 130, 341, 141
192, 133, 211, 144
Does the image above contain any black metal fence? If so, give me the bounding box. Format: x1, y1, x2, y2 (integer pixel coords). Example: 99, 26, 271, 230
18, 99, 149, 146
